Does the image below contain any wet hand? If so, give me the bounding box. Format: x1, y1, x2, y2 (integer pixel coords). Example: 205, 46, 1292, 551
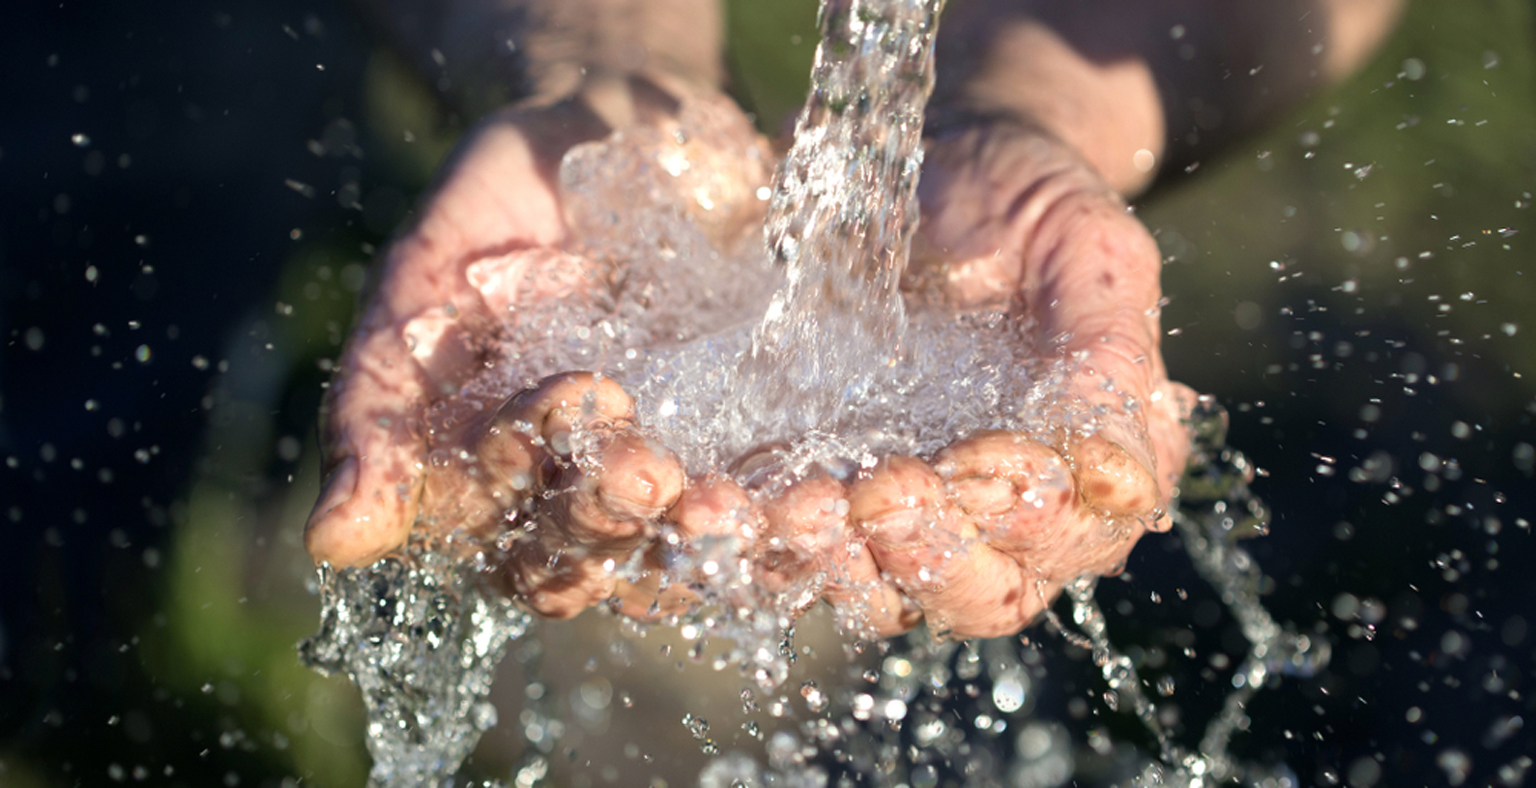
303, 81, 748, 619
817, 122, 1199, 639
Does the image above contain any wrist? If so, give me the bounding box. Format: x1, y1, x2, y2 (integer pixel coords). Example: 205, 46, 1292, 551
930, 6, 1166, 195
360, 0, 724, 120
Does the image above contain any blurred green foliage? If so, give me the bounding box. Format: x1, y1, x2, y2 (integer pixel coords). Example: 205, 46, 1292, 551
1150, 0, 1536, 420
724, 0, 819, 130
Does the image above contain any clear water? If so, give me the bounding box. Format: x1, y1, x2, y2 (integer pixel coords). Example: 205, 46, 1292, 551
465, 0, 1089, 483
299, 538, 530, 787
302, 0, 1333, 784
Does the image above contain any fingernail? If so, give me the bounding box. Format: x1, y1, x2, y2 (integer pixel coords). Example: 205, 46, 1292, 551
311, 456, 359, 523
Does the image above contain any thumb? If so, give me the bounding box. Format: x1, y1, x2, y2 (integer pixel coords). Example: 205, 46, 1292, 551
304, 322, 427, 568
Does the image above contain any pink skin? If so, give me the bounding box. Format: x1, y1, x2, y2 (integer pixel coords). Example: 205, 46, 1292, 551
304, 90, 1195, 638
304, 93, 700, 619
838, 123, 1197, 638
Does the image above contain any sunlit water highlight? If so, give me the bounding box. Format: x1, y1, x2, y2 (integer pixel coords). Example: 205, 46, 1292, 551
301, 0, 1329, 785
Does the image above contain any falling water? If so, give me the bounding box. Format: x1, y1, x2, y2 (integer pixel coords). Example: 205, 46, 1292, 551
734, 0, 940, 436
299, 538, 530, 787
301, 0, 1333, 784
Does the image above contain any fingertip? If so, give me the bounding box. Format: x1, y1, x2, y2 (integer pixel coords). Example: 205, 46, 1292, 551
595, 431, 685, 520
515, 372, 635, 446
1151, 380, 1201, 498
847, 456, 942, 551
313, 455, 359, 523
476, 420, 546, 506
1071, 435, 1158, 516
929, 433, 1076, 556
827, 577, 922, 638
669, 476, 757, 540
304, 456, 415, 568
763, 476, 848, 544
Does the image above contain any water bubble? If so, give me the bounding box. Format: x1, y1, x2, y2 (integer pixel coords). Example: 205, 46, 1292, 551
682, 713, 719, 755
1435, 749, 1471, 786
698, 752, 760, 788
909, 764, 938, 788
1440, 630, 1469, 658
578, 678, 612, 711
1481, 715, 1523, 749
799, 680, 828, 713
991, 673, 1027, 713
470, 702, 497, 731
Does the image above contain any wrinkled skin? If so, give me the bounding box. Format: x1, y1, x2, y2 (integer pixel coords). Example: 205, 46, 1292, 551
304, 85, 1195, 640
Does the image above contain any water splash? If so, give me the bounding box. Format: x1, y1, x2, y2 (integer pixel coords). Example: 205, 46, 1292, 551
698, 400, 1329, 787
299, 539, 530, 788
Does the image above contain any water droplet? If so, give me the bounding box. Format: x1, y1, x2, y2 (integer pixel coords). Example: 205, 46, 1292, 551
799, 680, 827, 713
991, 673, 1027, 713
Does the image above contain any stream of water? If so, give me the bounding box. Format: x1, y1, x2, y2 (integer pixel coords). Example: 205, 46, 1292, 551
301, 0, 1332, 785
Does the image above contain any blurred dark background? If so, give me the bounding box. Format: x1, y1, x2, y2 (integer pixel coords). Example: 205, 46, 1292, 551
1, 1, 1533, 786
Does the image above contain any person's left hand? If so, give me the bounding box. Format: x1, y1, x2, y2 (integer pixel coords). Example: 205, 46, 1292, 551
731, 121, 1198, 640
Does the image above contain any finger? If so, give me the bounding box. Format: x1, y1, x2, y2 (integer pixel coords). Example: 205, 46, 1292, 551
756, 474, 917, 636
1146, 380, 1199, 529
932, 431, 1077, 553
477, 371, 635, 512
932, 431, 1139, 585
670, 476, 759, 543
1069, 434, 1158, 518
823, 541, 922, 639
551, 429, 685, 548
757, 476, 849, 613
848, 457, 1046, 640
509, 428, 683, 620
610, 477, 762, 621
474, 402, 548, 512
484, 373, 656, 618
510, 372, 635, 455
419, 372, 625, 545
499, 535, 623, 620
760, 476, 846, 571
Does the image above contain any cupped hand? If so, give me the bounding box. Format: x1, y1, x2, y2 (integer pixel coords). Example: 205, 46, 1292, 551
304, 78, 763, 619
616, 121, 1200, 642
797, 121, 1199, 639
